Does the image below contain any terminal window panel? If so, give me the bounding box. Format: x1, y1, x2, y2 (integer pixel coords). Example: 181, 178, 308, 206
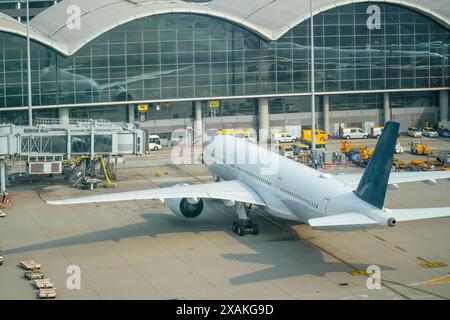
0, 3, 449, 110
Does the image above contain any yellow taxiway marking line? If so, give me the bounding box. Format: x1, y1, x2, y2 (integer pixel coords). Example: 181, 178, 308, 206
417, 257, 431, 264
394, 246, 407, 253
420, 262, 448, 269
424, 276, 450, 285
374, 235, 386, 242
410, 276, 450, 286
349, 270, 370, 276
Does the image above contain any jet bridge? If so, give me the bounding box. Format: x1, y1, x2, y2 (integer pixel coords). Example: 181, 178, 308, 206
0, 119, 146, 192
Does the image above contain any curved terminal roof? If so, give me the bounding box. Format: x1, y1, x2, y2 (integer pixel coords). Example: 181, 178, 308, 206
1, 0, 449, 56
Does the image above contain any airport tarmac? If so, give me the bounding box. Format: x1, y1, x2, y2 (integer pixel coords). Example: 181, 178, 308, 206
0, 136, 449, 300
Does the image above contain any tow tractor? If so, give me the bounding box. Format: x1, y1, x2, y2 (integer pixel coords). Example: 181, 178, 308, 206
410, 141, 430, 155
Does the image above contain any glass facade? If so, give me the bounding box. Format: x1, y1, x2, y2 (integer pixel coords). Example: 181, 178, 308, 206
0, 3, 448, 114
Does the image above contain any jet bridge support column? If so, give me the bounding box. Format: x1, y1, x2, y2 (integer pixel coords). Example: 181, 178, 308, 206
323, 95, 330, 134
383, 92, 391, 124
258, 97, 270, 144
128, 105, 135, 124
194, 101, 203, 145
0, 160, 6, 193
439, 90, 449, 124
59, 108, 69, 126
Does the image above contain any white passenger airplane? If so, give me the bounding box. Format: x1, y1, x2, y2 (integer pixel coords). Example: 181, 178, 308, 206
48, 121, 450, 235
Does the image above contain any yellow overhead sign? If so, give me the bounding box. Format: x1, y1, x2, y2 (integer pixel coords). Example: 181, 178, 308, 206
137, 104, 148, 111
209, 100, 220, 108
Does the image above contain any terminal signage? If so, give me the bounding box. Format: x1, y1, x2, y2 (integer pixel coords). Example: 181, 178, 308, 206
137, 104, 148, 112
209, 100, 220, 108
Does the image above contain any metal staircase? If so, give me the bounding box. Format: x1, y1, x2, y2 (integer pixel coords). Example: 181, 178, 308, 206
67, 159, 87, 187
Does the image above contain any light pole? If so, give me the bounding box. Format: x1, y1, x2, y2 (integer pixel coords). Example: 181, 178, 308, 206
310, 0, 316, 153
24, 0, 33, 127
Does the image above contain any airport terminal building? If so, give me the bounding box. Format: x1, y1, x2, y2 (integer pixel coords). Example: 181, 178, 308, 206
0, 0, 449, 138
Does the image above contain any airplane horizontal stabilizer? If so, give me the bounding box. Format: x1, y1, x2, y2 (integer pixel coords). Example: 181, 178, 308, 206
308, 213, 378, 227
391, 207, 450, 222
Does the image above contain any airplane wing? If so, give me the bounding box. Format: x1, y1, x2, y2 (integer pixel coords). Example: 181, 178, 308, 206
46, 180, 266, 206
308, 213, 379, 227
335, 171, 450, 188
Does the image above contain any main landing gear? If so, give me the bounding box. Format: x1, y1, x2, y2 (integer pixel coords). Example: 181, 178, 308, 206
232, 203, 259, 236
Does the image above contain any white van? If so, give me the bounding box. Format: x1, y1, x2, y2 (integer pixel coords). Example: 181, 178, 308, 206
148, 134, 162, 151
271, 132, 296, 143
340, 127, 369, 140
371, 126, 384, 139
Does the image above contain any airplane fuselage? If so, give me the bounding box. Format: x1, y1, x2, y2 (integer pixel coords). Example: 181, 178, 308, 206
204, 136, 385, 225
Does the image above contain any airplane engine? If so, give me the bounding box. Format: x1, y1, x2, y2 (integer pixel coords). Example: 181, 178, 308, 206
167, 198, 204, 218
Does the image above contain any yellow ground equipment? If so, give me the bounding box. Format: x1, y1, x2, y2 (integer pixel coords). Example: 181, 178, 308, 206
301, 129, 329, 142
340, 141, 373, 159
302, 136, 326, 149
340, 141, 351, 154
409, 160, 446, 171
64, 155, 115, 188
392, 158, 405, 167
410, 141, 430, 155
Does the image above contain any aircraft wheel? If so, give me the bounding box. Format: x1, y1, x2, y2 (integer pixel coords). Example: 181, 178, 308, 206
232, 221, 239, 233
237, 223, 245, 236
251, 223, 259, 235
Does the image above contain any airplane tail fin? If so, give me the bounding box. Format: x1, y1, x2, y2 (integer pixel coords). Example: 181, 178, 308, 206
355, 121, 400, 209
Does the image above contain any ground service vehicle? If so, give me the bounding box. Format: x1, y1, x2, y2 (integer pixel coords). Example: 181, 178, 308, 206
301, 129, 329, 142
278, 145, 294, 158
271, 132, 296, 143
148, 135, 162, 151
371, 126, 384, 139
422, 127, 438, 138
217, 129, 257, 143
340, 127, 369, 140
407, 126, 422, 137
395, 141, 404, 154
410, 141, 430, 155
437, 127, 450, 137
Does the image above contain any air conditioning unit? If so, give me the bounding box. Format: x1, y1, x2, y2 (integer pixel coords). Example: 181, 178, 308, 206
28, 162, 62, 175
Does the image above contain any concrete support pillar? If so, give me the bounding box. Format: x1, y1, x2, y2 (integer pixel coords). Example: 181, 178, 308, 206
383, 92, 390, 124
0, 161, 6, 194
439, 90, 449, 123
258, 97, 270, 144
128, 105, 135, 124
59, 107, 69, 126
323, 95, 330, 134
194, 101, 203, 144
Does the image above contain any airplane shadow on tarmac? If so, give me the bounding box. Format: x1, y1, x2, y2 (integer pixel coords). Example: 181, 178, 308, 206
5, 199, 394, 286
